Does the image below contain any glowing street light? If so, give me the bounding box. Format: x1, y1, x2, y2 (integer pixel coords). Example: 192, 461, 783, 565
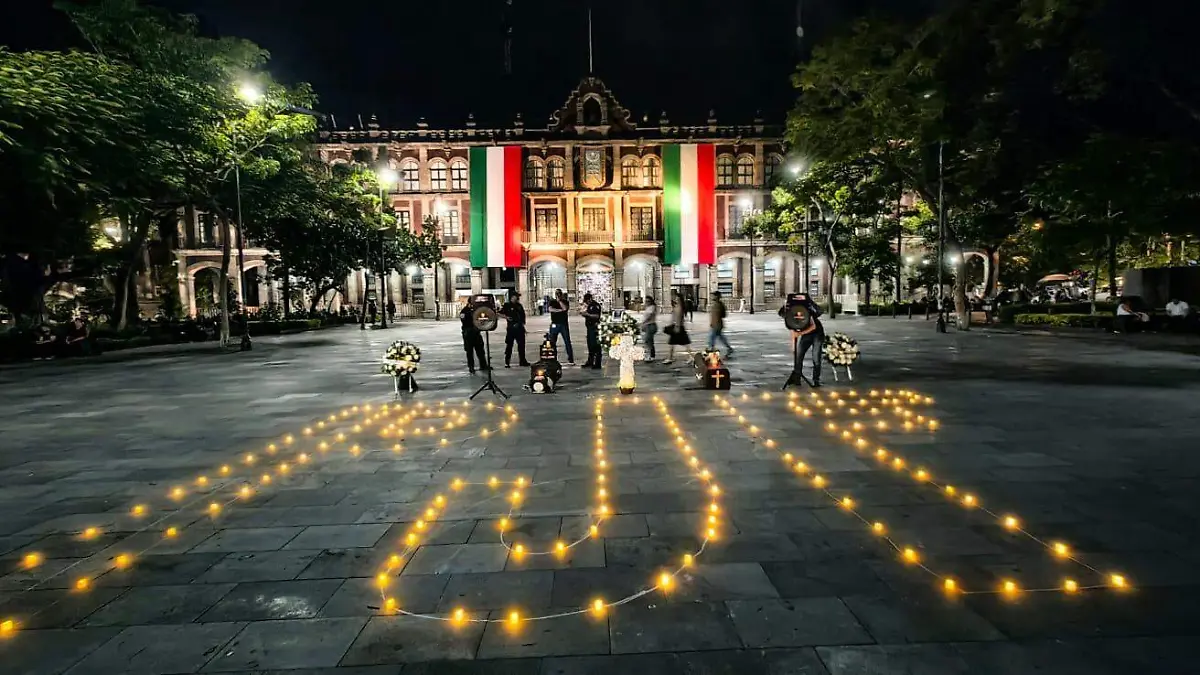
237, 83, 263, 104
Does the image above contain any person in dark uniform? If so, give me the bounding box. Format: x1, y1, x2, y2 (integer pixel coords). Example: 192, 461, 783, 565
499, 290, 530, 368
581, 292, 603, 369
779, 294, 825, 387
547, 289, 575, 364
459, 298, 489, 374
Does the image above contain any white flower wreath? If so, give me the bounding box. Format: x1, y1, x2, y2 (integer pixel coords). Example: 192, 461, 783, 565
599, 313, 641, 348
382, 340, 422, 376
822, 332, 860, 366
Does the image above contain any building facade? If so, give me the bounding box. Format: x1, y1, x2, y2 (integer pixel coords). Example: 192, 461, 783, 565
314, 76, 819, 317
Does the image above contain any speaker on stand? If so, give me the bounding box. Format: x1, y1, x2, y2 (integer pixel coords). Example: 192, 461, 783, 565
468, 295, 509, 400
781, 293, 817, 390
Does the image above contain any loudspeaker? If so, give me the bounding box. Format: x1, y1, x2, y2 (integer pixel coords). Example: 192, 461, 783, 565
470, 294, 499, 332
539, 336, 557, 361
783, 293, 814, 332
529, 362, 555, 393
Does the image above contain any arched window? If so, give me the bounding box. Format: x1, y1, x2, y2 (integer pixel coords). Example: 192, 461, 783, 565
643, 156, 661, 188
765, 154, 783, 185
525, 158, 546, 189
449, 159, 468, 191
717, 155, 735, 186
399, 159, 420, 192
735, 155, 755, 186
429, 159, 448, 192
547, 157, 566, 189
582, 97, 603, 126
621, 156, 641, 188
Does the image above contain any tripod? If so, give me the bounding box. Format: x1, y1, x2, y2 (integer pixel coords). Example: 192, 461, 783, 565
781, 336, 816, 391
471, 331, 509, 400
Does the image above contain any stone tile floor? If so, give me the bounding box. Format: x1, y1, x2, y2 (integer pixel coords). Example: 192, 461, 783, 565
1, 313, 1199, 674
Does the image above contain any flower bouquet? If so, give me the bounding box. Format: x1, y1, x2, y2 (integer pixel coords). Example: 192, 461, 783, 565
599, 312, 640, 349
821, 332, 859, 381
382, 340, 422, 393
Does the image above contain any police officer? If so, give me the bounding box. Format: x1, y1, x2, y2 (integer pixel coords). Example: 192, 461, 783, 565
779, 294, 824, 387
499, 290, 530, 368
459, 298, 489, 374
581, 292, 603, 369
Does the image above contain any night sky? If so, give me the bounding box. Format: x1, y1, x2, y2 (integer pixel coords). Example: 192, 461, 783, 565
2, 0, 938, 129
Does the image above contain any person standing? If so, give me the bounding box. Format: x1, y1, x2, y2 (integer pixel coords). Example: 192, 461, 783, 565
1166, 297, 1190, 331
582, 292, 603, 369
685, 295, 696, 323
662, 290, 692, 363
500, 290, 530, 368
640, 295, 658, 362
547, 289, 575, 364
781, 295, 825, 387
708, 291, 733, 357
368, 299, 378, 325
459, 298, 489, 374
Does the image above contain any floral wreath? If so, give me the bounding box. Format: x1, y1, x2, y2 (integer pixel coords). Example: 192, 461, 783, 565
599, 312, 640, 348
382, 340, 422, 376
822, 332, 860, 366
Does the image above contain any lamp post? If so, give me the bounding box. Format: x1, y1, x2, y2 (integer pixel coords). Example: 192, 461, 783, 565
377, 168, 398, 329
740, 197, 757, 314
936, 139, 947, 333
233, 83, 263, 351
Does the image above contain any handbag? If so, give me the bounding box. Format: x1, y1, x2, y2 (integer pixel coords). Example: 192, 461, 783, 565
664, 324, 677, 337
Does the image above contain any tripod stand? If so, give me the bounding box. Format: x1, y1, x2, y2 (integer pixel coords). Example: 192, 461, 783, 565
470, 331, 509, 400
781, 336, 816, 391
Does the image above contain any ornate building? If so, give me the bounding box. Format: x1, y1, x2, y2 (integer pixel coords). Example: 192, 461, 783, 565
315, 76, 817, 316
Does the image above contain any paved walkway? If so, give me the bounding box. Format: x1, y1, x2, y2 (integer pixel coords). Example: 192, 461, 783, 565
1, 315, 1199, 674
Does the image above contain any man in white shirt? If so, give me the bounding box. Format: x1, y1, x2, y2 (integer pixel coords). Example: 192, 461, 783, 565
1166, 298, 1190, 331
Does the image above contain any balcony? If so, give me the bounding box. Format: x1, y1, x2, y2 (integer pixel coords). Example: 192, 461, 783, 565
526, 230, 567, 245
573, 231, 615, 244
440, 234, 465, 246
626, 228, 658, 243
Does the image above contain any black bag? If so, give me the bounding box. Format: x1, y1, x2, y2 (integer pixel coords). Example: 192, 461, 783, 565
668, 326, 691, 346
664, 324, 677, 337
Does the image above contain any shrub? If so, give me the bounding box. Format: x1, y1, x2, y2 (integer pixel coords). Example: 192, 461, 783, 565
998, 302, 1115, 324
1013, 313, 1112, 330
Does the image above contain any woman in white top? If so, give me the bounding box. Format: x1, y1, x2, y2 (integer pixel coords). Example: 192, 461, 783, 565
640, 296, 658, 362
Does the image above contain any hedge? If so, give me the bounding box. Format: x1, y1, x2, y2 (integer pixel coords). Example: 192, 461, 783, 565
998, 302, 1116, 324
1013, 313, 1112, 329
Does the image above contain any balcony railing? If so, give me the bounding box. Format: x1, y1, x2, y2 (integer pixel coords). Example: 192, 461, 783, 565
440, 234, 465, 246
573, 231, 615, 244
525, 230, 567, 244
626, 228, 658, 242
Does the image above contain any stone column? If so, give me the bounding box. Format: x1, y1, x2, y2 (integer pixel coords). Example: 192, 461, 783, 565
697, 264, 710, 310
181, 268, 195, 318
611, 248, 624, 309
752, 254, 765, 309
566, 250, 578, 300
470, 268, 484, 294
418, 148, 430, 192
422, 266, 437, 318
518, 268, 531, 310
660, 265, 674, 308
564, 144, 575, 190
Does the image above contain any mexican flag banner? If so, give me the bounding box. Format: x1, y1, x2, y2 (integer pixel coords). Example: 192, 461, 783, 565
469, 146, 523, 268
662, 144, 716, 266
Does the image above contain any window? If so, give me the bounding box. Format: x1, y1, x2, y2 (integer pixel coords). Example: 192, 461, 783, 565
628, 206, 654, 240
765, 154, 783, 185
525, 159, 545, 189
717, 155, 734, 186
736, 155, 755, 186
547, 157, 565, 189
197, 212, 216, 246
717, 261, 735, 279
395, 210, 412, 231
450, 159, 468, 191
400, 159, 419, 191
443, 210, 461, 238
621, 157, 641, 188
673, 265, 692, 280
643, 156, 661, 188
534, 208, 560, 241
429, 159, 448, 191
581, 207, 607, 232
728, 204, 747, 235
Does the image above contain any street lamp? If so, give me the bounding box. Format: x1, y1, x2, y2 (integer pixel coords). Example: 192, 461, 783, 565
233, 82, 262, 351
377, 167, 398, 329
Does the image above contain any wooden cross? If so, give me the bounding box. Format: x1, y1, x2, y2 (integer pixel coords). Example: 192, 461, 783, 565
711, 370, 726, 388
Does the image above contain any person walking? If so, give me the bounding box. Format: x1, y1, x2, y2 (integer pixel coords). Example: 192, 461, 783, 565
499, 290, 530, 368
781, 294, 824, 387
640, 295, 658, 362
582, 292, 603, 369
662, 290, 692, 364
708, 291, 733, 357
547, 289, 575, 364
459, 298, 489, 374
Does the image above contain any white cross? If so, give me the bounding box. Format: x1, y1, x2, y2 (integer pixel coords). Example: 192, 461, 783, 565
608, 334, 645, 391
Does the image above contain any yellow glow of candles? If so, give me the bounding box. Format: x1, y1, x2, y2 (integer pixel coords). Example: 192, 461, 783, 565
384, 597, 398, 613
683, 553, 694, 567
132, 503, 147, 517
498, 517, 509, 531
1052, 542, 1070, 558
592, 598, 606, 616
1002, 580, 1019, 595
415, 520, 426, 530
267, 443, 278, 454
902, 548, 919, 564
1003, 516, 1020, 531
453, 607, 466, 624
279, 463, 290, 474
1, 619, 15, 636
710, 485, 721, 496
165, 527, 178, 538
510, 490, 522, 504
945, 485, 957, 497
424, 508, 436, 519
915, 469, 928, 481
208, 502, 220, 514
658, 572, 673, 590
943, 578, 957, 593
812, 475, 826, 488
599, 504, 610, 515
171, 487, 185, 499
589, 524, 599, 537
892, 458, 904, 470
75, 577, 90, 591
239, 486, 252, 498
114, 554, 131, 570
489, 476, 499, 488
962, 494, 977, 507
513, 544, 525, 557
840, 497, 854, 509
871, 522, 885, 535
261, 474, 271, 484
82, 527, 99, 539
406, 533, 418, 545
1110, 574, 1128, 589
783, 453, 794, 462
597, 474, 606, 483
376, 573, 389, 589
508, 610, 520, 627
319, 442, 329, 451
388, 554, 402, 569
23, 553, 42, 569
875, 448, 887, 460
1063, 579, 1079, 593
555, 541, 566, 556
452, 478, 464, 490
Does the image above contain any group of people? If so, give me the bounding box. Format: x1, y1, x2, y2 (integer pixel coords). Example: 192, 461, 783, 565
456, 289, 828, 387
31, 317, 95, 360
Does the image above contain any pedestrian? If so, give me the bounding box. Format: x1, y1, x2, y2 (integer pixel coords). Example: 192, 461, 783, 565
708, 291, 733, 357
386, 300, 396, 322
547, 289, 576, 364
1166, 297, 1190, 331
62, 316, 95, 357
781, 294, 824, 387
368, 299, 378, 325
662, 290, 692, 364
499, 289, 530, 368
458, 298, 489, 374
685, 296, 696, 323
582, 292, 603, 369
640, 295, 658, 362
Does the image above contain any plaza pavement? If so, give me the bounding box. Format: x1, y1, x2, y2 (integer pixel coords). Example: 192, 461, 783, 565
1, 312, 1199, 674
